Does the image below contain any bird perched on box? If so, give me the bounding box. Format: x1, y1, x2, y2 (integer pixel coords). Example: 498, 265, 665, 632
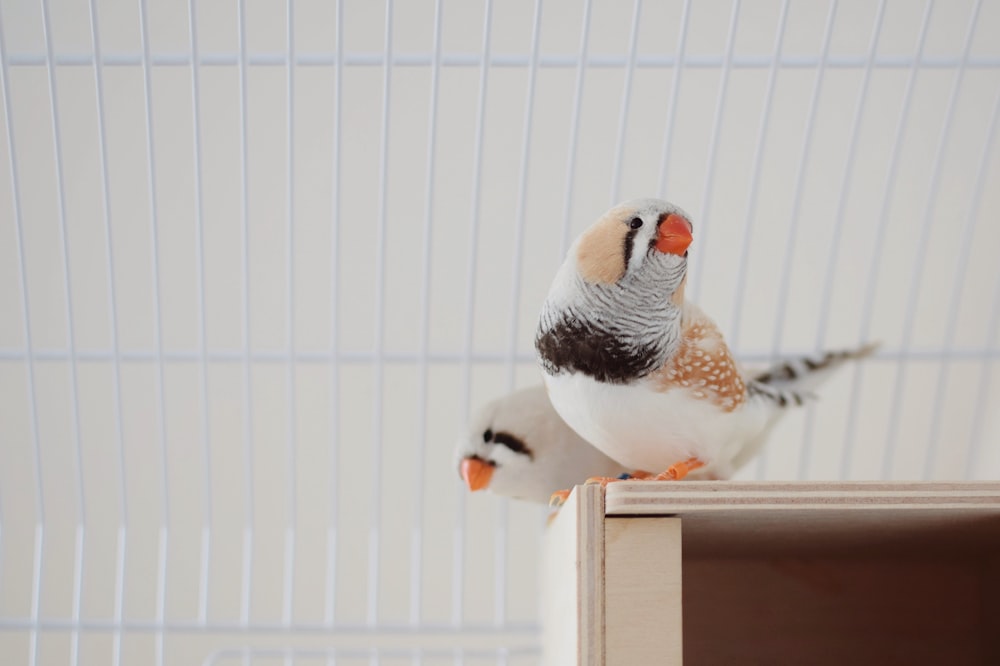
456, 344, 875, 505
455, 384, 633, 504
535, 198, 877, 496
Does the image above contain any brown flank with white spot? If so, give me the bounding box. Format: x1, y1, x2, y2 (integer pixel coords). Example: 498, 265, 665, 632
652, 304, 746, 412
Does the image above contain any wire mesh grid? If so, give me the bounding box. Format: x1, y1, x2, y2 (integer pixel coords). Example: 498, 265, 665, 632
1, 0, 999, 663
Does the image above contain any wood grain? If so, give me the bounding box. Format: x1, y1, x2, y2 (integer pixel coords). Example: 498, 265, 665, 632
605, 480, 1000, 516
543, 482, 1000, 665
605, 481, 1000, 556
605, 517, 683, 666
542, 484, 604, 666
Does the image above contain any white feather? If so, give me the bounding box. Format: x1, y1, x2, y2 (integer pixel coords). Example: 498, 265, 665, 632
455, 385, 630, 503
543, 371, 768, 478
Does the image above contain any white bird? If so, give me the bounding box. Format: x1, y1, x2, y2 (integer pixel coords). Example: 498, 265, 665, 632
455, 385, 631, 504
535, 198, 877, 492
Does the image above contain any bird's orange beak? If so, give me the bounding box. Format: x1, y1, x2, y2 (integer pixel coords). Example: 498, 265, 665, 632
655, 214, 693, 256
460, 457, 494, 492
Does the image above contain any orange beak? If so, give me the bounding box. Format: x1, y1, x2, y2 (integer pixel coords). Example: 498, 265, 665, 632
655, 213, 693, 256
460, 457, 494, 492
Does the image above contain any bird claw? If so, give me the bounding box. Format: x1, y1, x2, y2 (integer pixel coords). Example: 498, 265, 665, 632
549, 489, 571, 507
584, 476, 622, 488
654, 457, 706, 481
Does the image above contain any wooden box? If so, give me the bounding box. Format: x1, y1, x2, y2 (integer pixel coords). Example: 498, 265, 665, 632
542, 482, 1000, 665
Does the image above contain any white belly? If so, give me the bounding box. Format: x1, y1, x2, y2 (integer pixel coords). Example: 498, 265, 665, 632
544, 371, 767, 475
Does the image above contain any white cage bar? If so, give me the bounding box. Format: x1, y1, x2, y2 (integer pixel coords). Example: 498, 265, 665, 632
1, 0, 1000, 664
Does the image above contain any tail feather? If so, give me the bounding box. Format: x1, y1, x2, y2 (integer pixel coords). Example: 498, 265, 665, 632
732, 342, 880, 476
751, 341, 880, 395
746, 380, 812, 409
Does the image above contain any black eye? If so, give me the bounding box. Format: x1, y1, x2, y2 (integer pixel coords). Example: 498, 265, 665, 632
629, 217, 643, 230
483, 429, 493, 442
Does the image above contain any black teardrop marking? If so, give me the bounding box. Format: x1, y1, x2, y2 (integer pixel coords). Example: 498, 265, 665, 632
491, 431, 534, 460
623, 226, 640, 269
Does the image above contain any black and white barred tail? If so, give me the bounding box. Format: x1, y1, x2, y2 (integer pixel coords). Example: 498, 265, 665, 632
746, 380, 809, 408
748, 341, 880, 407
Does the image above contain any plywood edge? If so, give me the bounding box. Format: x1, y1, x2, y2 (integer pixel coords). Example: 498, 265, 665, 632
575, 484, 605, 665
542, 484, 605, 666
605, 480, 1000, 515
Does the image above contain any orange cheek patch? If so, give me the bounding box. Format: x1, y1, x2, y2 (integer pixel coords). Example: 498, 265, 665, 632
654, 320, 746, 412
576, 214, 628, 284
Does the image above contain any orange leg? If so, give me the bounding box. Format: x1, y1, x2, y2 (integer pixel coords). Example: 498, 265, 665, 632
654, 457, 705, 481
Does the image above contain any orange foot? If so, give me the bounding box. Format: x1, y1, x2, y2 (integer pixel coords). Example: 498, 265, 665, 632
654, 457, 705, 481
584, 469, 655, 487
549, 469, 661, 507
549, 489, 572, 507
584, 475, 623, 488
